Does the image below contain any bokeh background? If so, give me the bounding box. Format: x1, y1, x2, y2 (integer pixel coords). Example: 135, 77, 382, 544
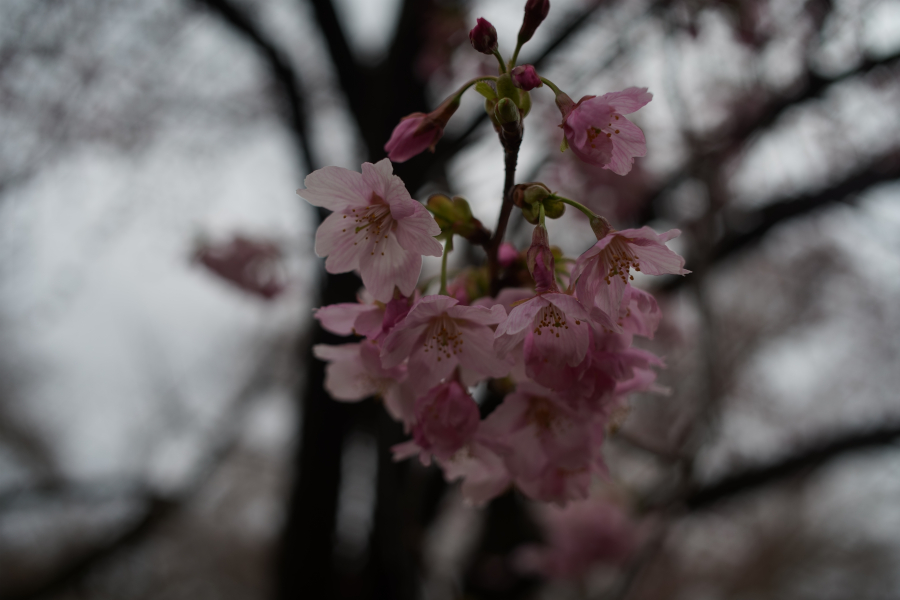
2, 0, 900, 599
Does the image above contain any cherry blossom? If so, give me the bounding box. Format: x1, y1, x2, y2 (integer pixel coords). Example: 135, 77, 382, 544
297, 159, 442, 302
381, 295, 511, 392
571, 226, 688, 320
493, 292, 591, 391
392, 380, 481, 465
479, 383, 605, 504
557, 87, 652, 175
312, 342, 415, 424
514, 496, 637, 579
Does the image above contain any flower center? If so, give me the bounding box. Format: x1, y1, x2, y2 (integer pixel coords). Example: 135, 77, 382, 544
346, 194, 393, 255
602, 236, 640, 284
533, 304, 572, 338
423, 314, 463, 361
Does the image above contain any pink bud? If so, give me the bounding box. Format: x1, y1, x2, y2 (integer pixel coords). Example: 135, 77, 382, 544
498, 242, 519, 268
519, 0, 550, 43
469, 17, 498, 55
511, 65, 542, 91
385, 96, 460, 163
526, 225, 557, 293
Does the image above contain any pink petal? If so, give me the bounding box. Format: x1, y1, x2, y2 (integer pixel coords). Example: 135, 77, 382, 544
457, 323, 514, 379
604, 117, 646, 176
358, 234, 421, 301
597, 87, 653, 115
496, 296, 546, 338
448, 303, 507, 326
403, 295, 460, 328
315, 211, 364, 273
381, 322, 429, 368
314, 303, 380, 336
362, 159, 413, 208
392, 201, 443, 256
299, 166, 371, 211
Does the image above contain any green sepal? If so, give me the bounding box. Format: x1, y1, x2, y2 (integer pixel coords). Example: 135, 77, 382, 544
474, 81, 497, 100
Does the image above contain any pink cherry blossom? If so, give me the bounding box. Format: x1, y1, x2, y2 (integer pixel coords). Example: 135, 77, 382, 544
381, 295, 511, 392
479, 383, 604, 504
557, 87, 652, 175
514, 496, 637, 579
313, 342, 414, 424
493, 292, 591, 391
194, 236, 285, 299
298, 159, 443, 302
571, 226, 688, 320
392, 380, 481, 465
437, 440, 511, 506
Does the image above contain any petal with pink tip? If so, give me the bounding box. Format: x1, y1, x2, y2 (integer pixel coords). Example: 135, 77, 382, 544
314, 303, 381, 336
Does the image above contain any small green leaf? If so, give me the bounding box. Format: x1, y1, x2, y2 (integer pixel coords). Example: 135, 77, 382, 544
474, 81, 497, 100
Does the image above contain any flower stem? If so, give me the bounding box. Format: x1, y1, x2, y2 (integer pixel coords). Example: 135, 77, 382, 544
539, 76, 564, 96
555, 196, 597, 220
439, 235, 454, 295
487, 129, 522, 295
509, 40, 523, 70
492, 49, 508, 73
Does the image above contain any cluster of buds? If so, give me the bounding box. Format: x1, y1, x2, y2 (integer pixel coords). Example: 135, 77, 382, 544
298, 0, 688, 507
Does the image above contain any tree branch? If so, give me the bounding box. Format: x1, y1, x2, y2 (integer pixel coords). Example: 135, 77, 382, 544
195, 0, 317, 170
650, 421, 900, 513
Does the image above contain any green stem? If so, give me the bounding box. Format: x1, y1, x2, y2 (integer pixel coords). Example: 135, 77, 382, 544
539, 77, 565, 95
492, 48, 508, 73
439, 236, 454, 295
510, 40, 524, 70
539, 202, 546, 227
555, 196, 597, 220
450, 75, 499, 103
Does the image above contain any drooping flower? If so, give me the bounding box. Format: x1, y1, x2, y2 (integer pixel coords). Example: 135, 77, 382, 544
514, 495, 637, 579
298, 159, 442, 302
392, 380, 481, 465
381, 295, 511, 393
493, 292, 591, 391
571, 226, 688, 321
313, 342, 414, 424
556, 87, 653, 175
479, 383, 604, 504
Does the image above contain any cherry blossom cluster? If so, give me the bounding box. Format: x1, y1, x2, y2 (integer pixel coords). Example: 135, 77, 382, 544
297, 0, 688, 507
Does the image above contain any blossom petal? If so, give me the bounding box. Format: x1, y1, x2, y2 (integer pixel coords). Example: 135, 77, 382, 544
314, 303, 380, 336
448, 303, 507, 326
604, 117, 646, 176
315, 211, 365, 273
362, 159, 413, 207
359, 234, 421, 301
457, 323, 513, 379
299, 166, 371, 210
381, 323, 428, 368
392, 201, 443, 257
496, 296, 546, 338
598, 87, 652, 115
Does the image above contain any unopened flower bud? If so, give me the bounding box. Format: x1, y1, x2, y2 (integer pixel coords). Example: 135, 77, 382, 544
526, 224, 557, 293
519, 0, 550, 45
543, 196, 565, 219
385, 95, 461, 162
469, 17, 498, 55
426, 194, 489, 243
494, 97, 521, 127
511, 65, 542, 91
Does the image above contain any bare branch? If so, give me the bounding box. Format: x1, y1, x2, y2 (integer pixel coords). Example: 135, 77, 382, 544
194, 0, 317, 170
649, 421, 900, 513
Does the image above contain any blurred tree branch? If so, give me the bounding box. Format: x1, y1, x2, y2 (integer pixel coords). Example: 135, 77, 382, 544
194, 0, 317, 171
